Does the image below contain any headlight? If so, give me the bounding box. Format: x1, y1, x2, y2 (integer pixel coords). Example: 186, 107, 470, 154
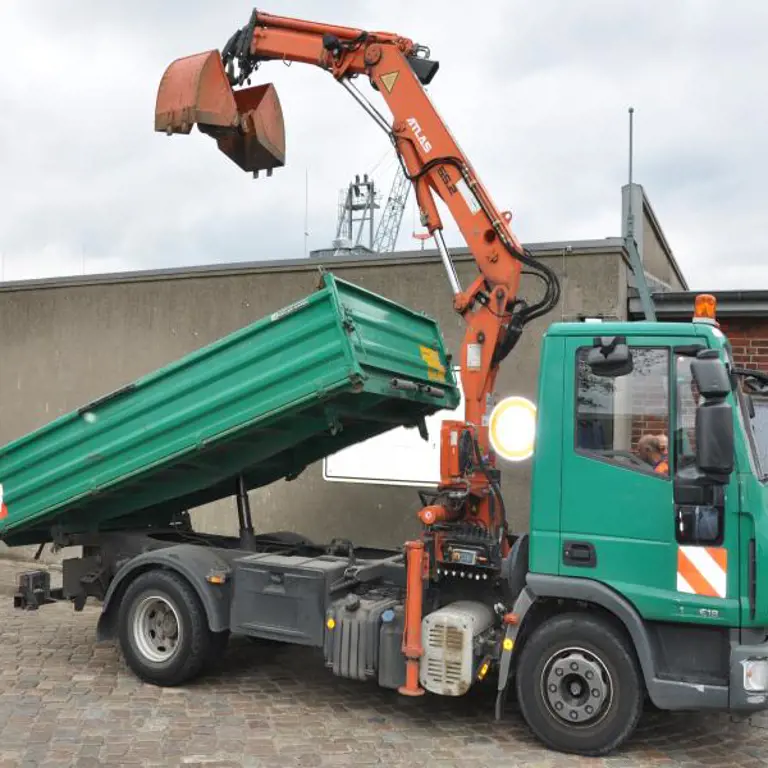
488, 396, 537, 462
742, 658, 768, 692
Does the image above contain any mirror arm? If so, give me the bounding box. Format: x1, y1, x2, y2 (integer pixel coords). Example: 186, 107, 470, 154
732, 367, 768, 383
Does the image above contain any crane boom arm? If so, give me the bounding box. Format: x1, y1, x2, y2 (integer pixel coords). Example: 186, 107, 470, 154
155, 7, 559, 544
156, 8, 561, 697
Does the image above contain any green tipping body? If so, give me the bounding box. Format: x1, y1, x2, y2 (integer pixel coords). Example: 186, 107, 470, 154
0, 273, 459, 546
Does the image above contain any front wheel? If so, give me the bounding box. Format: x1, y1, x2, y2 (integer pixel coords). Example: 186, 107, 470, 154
118, 569, 216, 686
515, 612, 643, 756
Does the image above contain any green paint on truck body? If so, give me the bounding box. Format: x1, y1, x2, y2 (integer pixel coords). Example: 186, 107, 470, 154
0, 273, 460, 546
532, 320, 768, 631
3, 285, 767, 642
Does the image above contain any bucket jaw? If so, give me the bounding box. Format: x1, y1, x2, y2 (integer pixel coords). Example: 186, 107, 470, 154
155, 50, 286, 176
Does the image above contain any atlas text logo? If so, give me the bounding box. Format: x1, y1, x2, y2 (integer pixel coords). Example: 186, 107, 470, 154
406, 117, 432, 153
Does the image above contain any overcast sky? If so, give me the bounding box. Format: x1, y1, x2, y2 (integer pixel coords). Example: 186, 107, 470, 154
1, 1, 766, 289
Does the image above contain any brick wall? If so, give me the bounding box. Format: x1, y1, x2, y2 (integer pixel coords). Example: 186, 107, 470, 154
631, 415, 668, 448
629, 350, 670, 448
719, 318, 768, 369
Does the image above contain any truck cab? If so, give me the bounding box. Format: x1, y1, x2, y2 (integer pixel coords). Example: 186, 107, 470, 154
507, 309, 768, 752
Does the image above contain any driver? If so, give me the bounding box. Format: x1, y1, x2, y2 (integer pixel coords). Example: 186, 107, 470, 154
637, 433, 669, 475
657, 433, 668, 463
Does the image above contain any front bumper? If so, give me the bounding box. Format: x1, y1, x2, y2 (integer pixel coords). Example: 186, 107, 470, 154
649, 633, 768, 712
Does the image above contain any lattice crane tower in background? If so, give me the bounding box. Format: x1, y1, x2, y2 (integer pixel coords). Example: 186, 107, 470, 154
372, 164, 410, 254
334, 174, 380, 250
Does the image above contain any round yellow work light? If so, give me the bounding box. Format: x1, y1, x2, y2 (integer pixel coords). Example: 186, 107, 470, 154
489, 396, 537, 462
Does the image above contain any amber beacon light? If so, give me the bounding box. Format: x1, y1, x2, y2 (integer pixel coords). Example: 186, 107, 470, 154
693, 294, 717, 323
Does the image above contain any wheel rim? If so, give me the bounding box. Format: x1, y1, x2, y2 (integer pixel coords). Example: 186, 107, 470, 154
541, 646, 612, 727
132, 595, 182, 663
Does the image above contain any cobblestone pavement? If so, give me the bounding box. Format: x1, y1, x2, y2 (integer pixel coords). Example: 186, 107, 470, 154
0, 561, 767, 767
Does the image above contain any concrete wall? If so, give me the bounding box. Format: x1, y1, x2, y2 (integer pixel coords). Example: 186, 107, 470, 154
0, 242, 627, 557
622, 184, 687, 292
641, 213, 684, 291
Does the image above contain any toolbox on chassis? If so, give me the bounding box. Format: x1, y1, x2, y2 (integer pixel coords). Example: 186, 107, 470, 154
9, 313, 768, 757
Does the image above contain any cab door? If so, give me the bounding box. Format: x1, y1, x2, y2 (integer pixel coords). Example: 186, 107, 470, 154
559, 336, 740, 626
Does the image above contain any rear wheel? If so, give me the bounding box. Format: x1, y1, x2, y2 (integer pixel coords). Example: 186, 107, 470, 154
515, 612, 643, 756
118, 569, 215, 686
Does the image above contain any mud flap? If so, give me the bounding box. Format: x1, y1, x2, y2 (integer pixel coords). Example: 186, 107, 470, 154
495, 587, 535, 719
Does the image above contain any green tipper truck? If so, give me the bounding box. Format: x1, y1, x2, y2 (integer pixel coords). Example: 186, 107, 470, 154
4, 291, 768, 755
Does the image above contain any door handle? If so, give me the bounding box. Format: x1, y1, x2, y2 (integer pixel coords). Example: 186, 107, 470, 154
563, 541, 597, 568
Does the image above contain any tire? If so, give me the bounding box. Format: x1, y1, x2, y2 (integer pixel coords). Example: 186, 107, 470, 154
118, 569, 215, 687
515, 612, 643, 756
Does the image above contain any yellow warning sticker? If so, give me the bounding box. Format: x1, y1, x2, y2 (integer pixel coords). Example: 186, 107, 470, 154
380, 71, 399, 94
420, 345, 446, 382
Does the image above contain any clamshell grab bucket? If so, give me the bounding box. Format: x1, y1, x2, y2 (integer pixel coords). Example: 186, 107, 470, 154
155, 50, 286, 174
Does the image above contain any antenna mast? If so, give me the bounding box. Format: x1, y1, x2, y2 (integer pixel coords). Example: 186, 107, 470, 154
624, 106, 656, 321
627, 106, 635, 240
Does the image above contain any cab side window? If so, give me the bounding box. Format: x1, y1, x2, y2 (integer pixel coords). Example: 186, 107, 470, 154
575, 347, 670, 476
675, 355, 699, 470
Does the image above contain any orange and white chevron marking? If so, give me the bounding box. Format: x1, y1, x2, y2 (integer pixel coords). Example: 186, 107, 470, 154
677, 546, 727, 598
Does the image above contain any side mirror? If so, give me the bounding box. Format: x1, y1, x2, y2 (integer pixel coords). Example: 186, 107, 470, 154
689, 351, 734, 482
587, 336, 633, 378
696, 400, 734, 481
691, 352, 730, 399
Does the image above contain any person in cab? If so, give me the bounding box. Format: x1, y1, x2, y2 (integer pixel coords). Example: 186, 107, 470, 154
638, 433, 669, 475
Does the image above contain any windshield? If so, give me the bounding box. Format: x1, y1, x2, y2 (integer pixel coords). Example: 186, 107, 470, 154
727, 344, 768, 480
748, 400, 768, 476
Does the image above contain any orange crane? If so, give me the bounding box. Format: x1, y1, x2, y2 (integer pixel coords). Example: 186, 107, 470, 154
155, 8, 560, 696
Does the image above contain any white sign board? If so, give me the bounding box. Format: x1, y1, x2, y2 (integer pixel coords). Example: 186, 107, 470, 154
323, 371, 465, 488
